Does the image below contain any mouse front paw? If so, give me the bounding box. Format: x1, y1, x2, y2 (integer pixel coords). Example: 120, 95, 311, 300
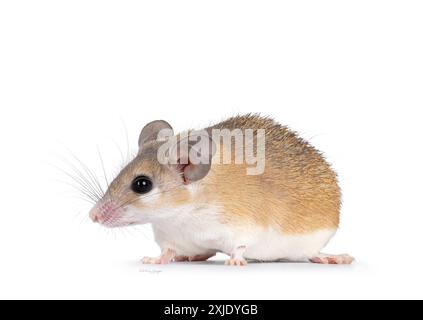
225, 245, 248, 266
141, 249, 176, 265
224, 258, 248, 266
141, 256, 167, 264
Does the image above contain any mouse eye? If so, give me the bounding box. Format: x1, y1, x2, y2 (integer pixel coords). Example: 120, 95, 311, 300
131, 176, 153, 194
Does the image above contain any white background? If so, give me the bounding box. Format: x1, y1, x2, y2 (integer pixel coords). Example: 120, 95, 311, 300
0, 1, 422, 300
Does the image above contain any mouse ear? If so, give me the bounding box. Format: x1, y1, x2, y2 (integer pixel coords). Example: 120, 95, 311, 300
138, 120, 174, 151
170, 131, 216, 184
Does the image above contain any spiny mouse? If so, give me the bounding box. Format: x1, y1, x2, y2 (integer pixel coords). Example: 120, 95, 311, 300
89, 114, 353, 266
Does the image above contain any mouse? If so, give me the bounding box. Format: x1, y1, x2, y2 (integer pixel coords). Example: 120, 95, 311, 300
89, 114, 354, 266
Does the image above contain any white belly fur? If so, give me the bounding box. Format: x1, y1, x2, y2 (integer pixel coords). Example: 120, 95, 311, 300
150, 204, 336, 261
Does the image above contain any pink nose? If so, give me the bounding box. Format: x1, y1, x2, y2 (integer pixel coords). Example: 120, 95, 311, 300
89, 208, 100, 223
89, 200, 122, 224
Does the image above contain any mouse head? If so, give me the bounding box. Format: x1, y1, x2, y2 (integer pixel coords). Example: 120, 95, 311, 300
89, 120, 215, 227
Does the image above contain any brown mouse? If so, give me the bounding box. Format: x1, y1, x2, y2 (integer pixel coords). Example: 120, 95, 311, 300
89, 114, 353, 266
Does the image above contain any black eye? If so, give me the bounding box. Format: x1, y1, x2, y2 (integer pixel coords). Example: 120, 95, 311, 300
131, 176, 153, 194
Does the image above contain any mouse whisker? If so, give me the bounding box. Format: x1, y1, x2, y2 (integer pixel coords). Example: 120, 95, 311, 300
120, 118, 131, 164
97, 145, 110, 189
57, 156, 103, 201
64, 148, 105, 198
51, 163, 102, 202
111, 138, 127, 168
59, 181, 99, 204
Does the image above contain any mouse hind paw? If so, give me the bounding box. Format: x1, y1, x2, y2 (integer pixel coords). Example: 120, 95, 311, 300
310, 253, 354, 265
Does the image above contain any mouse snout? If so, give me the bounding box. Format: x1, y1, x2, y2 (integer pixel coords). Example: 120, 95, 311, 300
89, 207, 100, 223
89, 200, 123, 226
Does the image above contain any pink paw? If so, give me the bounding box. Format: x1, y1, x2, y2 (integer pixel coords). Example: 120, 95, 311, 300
142, 249, 175, 265
310, 254, 354, 265
141, 256, 170, 264
224, 258, 248, 266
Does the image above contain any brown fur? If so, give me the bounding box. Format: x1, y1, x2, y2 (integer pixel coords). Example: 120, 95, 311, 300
205, 114, 340, 233
104, 114, 340, 234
